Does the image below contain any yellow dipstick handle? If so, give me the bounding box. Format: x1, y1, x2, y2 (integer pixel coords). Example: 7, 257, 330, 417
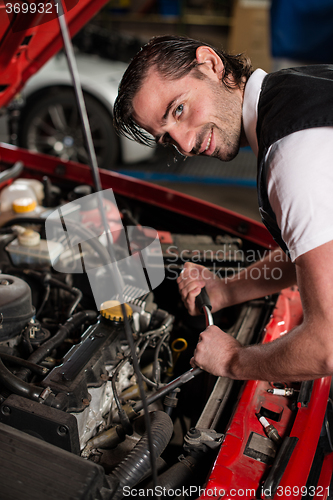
167, 338, 188, 377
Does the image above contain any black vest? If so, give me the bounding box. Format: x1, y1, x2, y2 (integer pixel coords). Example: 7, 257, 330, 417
256, 65, 333, 256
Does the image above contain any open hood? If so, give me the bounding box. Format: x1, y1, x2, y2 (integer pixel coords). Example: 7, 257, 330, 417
0, 0, 109, 109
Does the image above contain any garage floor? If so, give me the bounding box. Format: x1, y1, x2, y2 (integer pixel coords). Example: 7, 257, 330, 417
118, 145, 262, 222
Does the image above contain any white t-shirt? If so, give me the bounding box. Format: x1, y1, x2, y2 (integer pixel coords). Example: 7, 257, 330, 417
243, 69, 333, 262
266, 128, 333, 262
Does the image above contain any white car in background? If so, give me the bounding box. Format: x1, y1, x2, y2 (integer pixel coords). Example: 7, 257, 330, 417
12, 51, 154, 170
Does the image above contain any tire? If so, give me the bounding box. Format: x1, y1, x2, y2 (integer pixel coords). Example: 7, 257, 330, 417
17, 88, 119, 170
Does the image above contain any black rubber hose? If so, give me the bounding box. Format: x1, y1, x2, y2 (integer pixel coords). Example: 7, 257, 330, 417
107, 411, 173, 500
36, 283, 50, 319
0, 161, 24, 183
0, 357, 43, 402
30, 310, 97, 364
17, 310, 97, 381
23, 269, 83, 318
0, 353, 48, 377
145, 455, 199, 493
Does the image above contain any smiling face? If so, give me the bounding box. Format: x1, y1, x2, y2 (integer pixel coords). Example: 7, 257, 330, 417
132, 46, 246, 161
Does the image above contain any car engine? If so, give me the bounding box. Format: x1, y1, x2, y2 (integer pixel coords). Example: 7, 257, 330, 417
0, 171, 330, 500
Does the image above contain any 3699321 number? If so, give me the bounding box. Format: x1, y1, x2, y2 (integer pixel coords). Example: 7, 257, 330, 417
5, 3, 58, 14
276, 485, 330, 497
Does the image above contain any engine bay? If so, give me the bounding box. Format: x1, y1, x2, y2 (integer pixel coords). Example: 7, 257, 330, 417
0, 161, 331, 500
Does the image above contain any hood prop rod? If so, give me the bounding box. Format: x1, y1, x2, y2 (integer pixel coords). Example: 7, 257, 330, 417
53, 1, 158, 492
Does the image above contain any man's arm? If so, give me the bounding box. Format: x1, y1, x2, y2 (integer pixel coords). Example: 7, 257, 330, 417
226, 247, 296, 305
178, 248, 297, 315
192, 240, 333, 381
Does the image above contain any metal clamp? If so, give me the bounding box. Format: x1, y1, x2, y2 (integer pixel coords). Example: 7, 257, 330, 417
184, 427, 224, 453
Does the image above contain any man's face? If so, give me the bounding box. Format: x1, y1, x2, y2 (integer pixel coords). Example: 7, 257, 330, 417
132, 57, 245, 161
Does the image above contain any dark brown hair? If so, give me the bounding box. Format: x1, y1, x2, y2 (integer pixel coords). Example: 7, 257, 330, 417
113, 35, 252, 146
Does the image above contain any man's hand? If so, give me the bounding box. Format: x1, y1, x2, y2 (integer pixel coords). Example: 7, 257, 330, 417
190, 325, 241, 378
177, 262, 225, 315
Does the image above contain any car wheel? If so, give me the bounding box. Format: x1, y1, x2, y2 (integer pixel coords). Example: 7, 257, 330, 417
17, 88, 119, 170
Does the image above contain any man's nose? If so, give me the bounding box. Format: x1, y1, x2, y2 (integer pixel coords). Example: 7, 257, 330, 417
166, 125, 196, 155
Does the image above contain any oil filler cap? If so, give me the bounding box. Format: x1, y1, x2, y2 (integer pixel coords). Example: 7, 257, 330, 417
100, 300, 133, 323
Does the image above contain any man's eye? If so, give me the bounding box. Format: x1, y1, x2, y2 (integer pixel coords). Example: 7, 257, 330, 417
175, 104, 184, 118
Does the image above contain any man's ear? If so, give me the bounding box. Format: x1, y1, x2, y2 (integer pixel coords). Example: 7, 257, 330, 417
195, 46, 224, 80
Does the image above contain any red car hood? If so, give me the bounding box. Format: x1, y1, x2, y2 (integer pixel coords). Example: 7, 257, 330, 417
0, 0, 109, 109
